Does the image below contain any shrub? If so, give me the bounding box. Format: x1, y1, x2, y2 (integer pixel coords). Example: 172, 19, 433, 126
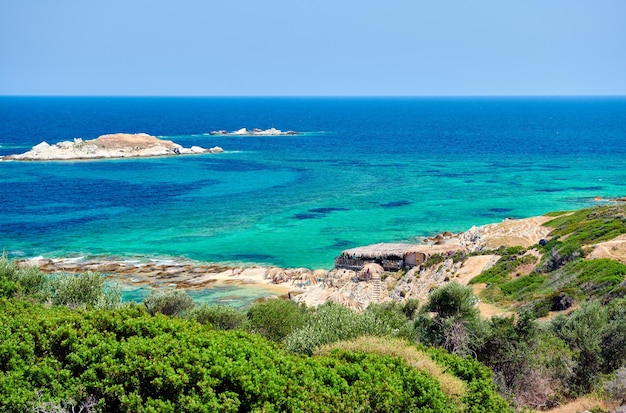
284, 302, 413, 355
246, 299, 306, 342
544, 205, 626, 245
50, 272, 120, 309
15, 266, 49, 300
426, 282, 478, 320
316, 336, 468, 408
538, 239, 583, 272
0, 255, 44, 299
552, 301, 608, 394
402, 298, 420, 319
601, 298, 626, 372
499, 273, 546, 300
142, 289, 193, 316
1, 298, 502, 413
184, 303, 246, 330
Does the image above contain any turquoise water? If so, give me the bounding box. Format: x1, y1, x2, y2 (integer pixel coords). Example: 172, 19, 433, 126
2, 97, 626, 272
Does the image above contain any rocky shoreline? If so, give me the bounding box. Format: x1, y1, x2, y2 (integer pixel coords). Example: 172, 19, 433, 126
2, 133, 224, 161
16, 215, 572, 308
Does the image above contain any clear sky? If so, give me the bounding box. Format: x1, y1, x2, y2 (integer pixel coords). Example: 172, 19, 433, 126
1, 0, 625, 96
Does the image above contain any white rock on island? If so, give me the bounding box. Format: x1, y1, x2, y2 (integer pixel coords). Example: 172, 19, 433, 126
2, 133, 224, 161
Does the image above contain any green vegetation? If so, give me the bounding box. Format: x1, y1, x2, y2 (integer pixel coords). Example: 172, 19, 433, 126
470, 205, 626, 312
544, 205, 626, 245
284, 302, 415, 355
470, 249, 534, 285
4, 204, 626, 411
0, 297, 510, 413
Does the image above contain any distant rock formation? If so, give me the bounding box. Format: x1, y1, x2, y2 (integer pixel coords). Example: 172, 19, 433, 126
2, 133, 224, 161
209, 128, 299, 136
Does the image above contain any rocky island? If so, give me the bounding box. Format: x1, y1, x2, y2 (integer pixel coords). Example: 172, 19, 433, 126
2, 133, 224, 161
209, 127, 299, 136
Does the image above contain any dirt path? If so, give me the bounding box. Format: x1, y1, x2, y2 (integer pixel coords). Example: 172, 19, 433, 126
586, 234, 626, 264
539, 396, 614, 413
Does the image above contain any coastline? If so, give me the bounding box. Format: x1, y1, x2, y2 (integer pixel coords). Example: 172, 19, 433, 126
15, 213, 563, 306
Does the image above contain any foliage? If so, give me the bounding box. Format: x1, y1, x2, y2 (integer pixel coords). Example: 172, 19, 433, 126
543, 205, 626, 245
142, 289, 193, 316
51, 272, 121, 310
183, 303, 246, 330
538, 239, 584, 272
470, 252, 534, 285
315, 336, 467, 405
0, 298, 514, 413
552, 301, 608, 394
284, 302, 414, 355
402, 298, 420, 319
425, 282, 478, 320
0, 255, 49, 300
600, 298, 626, 372
421, 345, 513, 412
498, 272, 546, 300
415, 283, 484, 357
245, 298, 306, 342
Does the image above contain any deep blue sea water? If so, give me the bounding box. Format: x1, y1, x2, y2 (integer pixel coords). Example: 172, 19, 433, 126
2, 96, 626, 273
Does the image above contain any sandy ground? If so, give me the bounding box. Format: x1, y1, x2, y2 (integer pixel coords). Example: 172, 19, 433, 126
586, 234, 626, 264
540, 396, 616, 413
477, 216, 554, 249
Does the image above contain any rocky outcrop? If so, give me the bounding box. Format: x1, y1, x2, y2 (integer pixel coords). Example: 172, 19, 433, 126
3, 133, 224, 161
209, 128, 299, 136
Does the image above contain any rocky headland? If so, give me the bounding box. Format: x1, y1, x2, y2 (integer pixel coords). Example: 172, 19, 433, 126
2, 133, 224, 161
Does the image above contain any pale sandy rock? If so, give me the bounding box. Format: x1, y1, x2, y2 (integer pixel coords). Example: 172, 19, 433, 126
586, 234, 626, 264
209, 128, 300, 136
3, 133, 219, 161
458, 216, 553, 251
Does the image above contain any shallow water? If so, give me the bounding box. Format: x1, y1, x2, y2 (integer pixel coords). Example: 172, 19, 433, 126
2, 97, 625, 274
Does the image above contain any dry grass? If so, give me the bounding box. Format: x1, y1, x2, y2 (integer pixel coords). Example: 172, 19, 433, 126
314, 336, 467, 407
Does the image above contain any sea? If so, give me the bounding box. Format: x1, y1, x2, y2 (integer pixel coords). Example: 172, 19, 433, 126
1, 96, 625, 305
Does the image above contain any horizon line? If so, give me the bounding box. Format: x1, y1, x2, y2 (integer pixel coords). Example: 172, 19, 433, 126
1, 94, 625, 98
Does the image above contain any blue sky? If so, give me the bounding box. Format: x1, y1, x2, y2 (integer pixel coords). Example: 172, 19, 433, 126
1, 0, 625, 96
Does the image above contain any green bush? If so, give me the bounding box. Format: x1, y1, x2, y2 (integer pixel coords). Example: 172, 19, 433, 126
284, 302, 414, 355
601, 298, 626, 372
0, 298, 511, 413
50, 271, 120, 309
552, 301, 608, 394
142, 289, 193, 316
499, 273, 546, 300
538, 239, 583, 272
544, 205, 626, 245
246, 299, 306, 342
184, 303, 246, 330
426, 282, 478, 320
15, 266, 49, 300
0, 256, 48, 300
